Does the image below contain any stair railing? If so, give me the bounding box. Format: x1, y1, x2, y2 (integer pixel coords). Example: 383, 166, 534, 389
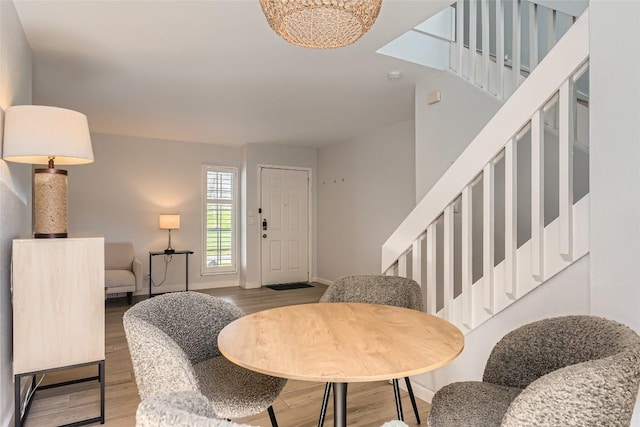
382, 10, 589, 332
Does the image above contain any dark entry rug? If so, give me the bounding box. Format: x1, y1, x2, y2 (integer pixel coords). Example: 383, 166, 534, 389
266, 282, 314, 291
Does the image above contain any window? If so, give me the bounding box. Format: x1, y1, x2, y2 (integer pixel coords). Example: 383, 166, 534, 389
202, 165, 237, 274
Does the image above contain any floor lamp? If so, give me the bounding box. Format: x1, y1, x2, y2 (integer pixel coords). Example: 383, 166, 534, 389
2, 105, 94, 238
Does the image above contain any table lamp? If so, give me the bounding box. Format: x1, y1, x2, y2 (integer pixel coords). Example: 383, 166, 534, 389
159, 214, 180, 254
2, 105, 94, 238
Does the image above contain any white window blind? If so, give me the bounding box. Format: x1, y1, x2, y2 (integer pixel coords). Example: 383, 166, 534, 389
202, 165, 237, 274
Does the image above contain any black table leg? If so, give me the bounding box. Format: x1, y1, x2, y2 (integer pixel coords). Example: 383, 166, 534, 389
333, 382, 347, 427
393, 378, 404, 421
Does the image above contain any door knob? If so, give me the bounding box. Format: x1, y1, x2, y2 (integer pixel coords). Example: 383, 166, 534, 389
263, 234, 267, 238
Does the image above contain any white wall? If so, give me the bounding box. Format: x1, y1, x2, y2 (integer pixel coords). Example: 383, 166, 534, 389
589, 13, 640, 423
317, 120, 415, 281
241, 143, 317, 288
67, 133, 243, 293
67, 134, 318, 293
0, 1, 32, 424
415, 70, 502, 201
589, 0, 640, 334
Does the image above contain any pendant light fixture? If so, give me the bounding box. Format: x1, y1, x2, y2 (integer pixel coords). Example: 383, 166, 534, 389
259, 0, 383, 49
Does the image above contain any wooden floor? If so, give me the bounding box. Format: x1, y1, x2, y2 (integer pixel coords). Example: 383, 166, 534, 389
24, 284, 431, 427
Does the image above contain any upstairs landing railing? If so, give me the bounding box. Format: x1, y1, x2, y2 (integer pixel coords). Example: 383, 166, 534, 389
449, 0, 581, 101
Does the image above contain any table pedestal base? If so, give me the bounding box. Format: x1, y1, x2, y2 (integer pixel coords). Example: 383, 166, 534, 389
333, 382, 347, 427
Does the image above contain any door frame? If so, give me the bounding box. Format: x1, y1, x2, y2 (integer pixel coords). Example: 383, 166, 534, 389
258, 164, 313, 287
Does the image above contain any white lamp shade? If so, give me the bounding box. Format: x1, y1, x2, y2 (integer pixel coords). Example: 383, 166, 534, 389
2, 105, 94, 165
159, 214, 180, 230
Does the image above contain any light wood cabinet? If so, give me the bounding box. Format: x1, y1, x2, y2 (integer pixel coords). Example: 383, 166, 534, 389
12, 236, 105, 374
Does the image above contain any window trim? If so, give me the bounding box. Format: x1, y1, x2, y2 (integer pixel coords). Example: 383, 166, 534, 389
201, 165, 238, 275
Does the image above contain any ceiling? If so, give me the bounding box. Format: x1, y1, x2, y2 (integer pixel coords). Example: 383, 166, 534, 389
14, 0, 450, 148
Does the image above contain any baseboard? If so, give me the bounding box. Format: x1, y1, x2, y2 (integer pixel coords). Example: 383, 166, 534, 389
189, 281, 239, 290
400, 378, 436, 404
312, 277, 333, 286
106, 292, 128, 298
134, 281, 240, 295
240, 281, 261, 289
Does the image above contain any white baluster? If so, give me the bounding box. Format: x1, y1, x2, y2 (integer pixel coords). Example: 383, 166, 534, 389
512, 0, 522, 93
461, 185, 473, 328
529, 2, 538, 70
481, 0, 490, 90
483, 162, 495, 314
547, 9, 557, 54
457, 0, 465, 78
412, 235, 425, 287
559, 79, 575, 261
389, 263, 399, 276
426, 223, 438, 314
496, 0, 505, 99
469, 0, 477, 85
443, 204, 455, 321
505, 139, 518, 299
531, 110, 545, 281
398, 252, 408, 278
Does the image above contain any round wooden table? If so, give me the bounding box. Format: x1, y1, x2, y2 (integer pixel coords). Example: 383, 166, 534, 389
218, 302, 464, 427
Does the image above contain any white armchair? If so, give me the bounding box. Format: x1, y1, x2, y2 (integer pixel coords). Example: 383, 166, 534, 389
105, 242, 142, 304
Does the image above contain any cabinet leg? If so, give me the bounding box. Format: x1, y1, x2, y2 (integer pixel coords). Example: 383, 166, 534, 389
15, 374, 21, 427
99, 360, 105, 424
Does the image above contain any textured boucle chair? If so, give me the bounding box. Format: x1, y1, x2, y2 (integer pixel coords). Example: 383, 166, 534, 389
124, 292, 287, 427
136, 391, 257, 427
318, 275, 424, 425
429, 315, 640, 427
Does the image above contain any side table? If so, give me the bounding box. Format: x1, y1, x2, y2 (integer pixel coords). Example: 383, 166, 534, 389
149, 250, 194, 297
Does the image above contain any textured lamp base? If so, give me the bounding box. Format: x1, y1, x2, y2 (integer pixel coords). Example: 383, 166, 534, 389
34, 168, 68, 238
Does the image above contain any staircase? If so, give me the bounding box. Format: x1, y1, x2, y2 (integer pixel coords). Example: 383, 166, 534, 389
382, 0, 590, 371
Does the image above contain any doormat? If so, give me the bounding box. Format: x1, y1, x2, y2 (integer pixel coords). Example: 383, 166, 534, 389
266, 282, 314, 291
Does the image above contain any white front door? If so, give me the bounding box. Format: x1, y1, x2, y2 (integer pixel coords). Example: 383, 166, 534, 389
260, 167, 310, 286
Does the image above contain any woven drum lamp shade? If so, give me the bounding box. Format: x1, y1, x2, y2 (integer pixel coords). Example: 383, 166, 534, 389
2, 105, 93, 238
259, 0, 382, 49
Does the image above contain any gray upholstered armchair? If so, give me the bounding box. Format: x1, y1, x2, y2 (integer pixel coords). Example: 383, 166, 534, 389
123, 292, 287, 427
319, 275, 424, 425
105, 242, 142, 304
429, 315, 640, 427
